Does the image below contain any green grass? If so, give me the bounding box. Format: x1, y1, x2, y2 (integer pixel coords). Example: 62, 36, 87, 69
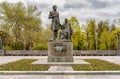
72, 59, 120, 71
0, 59, 49, 71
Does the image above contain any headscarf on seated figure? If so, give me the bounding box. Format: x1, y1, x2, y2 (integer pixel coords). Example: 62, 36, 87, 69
59, 18, 72, 41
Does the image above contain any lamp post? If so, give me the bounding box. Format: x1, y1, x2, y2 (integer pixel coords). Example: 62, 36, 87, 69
0, 36, 2, 50
117, 32, 120, 50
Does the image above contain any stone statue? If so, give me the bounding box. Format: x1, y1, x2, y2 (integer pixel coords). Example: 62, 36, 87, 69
60, 18, 73, 41
49, 5, 61, 40
59, 25, 66, 40
48, 6, 74, 62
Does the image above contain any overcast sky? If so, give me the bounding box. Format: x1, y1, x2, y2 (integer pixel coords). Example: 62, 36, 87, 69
0, 0, 120, 26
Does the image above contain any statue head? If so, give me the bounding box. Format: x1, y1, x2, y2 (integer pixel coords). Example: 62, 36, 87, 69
53, 5, 57, 11
65, 18, 68, 24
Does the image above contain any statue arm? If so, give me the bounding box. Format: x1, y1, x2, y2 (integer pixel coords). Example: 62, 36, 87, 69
49, 11, 53, 19
58, 13, 61, 26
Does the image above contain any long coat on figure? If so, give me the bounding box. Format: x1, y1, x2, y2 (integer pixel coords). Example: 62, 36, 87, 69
49, 10, 60, 31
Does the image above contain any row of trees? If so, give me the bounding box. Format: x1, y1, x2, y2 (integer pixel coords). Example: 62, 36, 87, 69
0, 2, 120, 50
68, 17, 119, 50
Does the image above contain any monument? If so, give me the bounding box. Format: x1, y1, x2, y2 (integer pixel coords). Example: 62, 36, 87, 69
48, 5, 73, 62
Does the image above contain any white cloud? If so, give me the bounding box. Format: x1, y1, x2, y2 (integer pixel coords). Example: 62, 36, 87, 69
0, 0, 120, 26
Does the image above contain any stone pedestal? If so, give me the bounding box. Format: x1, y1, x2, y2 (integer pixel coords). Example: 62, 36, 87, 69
48, 41, 74, 62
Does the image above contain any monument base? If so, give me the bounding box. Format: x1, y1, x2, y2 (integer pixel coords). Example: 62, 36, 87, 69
48, 41, 73, 62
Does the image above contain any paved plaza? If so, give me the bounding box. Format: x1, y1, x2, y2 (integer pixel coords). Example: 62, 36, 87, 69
1, 56, 120, 65
0, 56, 120, 79
0, 75, 120, 79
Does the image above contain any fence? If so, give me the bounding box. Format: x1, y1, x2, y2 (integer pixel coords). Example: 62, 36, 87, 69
0, 50, 120, 56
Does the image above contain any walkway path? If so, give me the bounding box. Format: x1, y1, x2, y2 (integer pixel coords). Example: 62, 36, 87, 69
0, 56, 120, 65
0, 74, 119, 79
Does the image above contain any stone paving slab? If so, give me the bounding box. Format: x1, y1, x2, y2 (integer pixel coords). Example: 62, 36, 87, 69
75, 56, 120, 65
0, 71, 120, 75
48, 66, 73, 71
32, 59, 89, 65
0, 56, 43, 65
0, 75, 120, 79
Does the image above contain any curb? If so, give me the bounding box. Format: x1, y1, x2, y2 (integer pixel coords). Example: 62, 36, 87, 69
0, 71, 120, 75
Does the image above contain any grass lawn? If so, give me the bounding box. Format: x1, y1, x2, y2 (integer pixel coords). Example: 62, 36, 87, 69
0, 59, 50, 71
72, 59, 120, 71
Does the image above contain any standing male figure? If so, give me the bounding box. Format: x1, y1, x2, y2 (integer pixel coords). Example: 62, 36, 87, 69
49, 5, 61, 40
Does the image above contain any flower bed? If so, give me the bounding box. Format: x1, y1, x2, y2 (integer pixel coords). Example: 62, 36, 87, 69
72, 59, 120, 71
0, 59, 49, 71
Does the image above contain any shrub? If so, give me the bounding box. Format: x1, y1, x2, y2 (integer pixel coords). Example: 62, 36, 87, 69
32, 43, 48, 50
4, 46, 13, 50
12, 41, 24, 50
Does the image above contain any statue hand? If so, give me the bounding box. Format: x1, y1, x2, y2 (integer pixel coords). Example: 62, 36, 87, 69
59, 24, 61, 26
52, 15, 56, 17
